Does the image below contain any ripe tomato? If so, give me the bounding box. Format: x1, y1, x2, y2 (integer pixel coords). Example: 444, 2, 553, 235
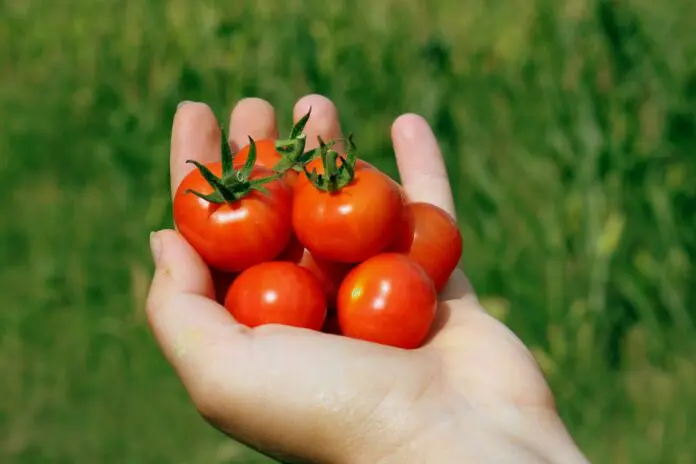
234, 139, 300, 187
297, 249, 354, 305
293, 163, 404, 263
224, 261, 327, 330
391, 202, 463, 292
173, 161, 293, 272
276, 235, 354, 305
337, 253, 437, 349
275, 233, 305, 263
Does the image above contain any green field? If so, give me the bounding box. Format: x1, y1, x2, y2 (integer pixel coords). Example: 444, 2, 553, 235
2, 0, 695, 462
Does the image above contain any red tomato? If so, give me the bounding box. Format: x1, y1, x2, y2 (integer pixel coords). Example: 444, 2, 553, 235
275, 233, 305, 263
234, 139, 300, 188
337, 253, 437, 349
297, 249, 354, 305
173, 162, 293, 272
293, 164, 404, 263
391, 202, 463, 292
224, 261, 327, 330
276, 235, 354, 306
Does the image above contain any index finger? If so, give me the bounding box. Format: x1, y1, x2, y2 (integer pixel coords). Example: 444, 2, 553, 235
170, 102, 221, 196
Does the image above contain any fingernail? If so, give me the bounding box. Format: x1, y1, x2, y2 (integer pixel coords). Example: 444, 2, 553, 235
177, 100, 193, 109
150, 231, 162, 265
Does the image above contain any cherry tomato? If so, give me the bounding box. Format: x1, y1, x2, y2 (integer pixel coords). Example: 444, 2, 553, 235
234, 139, 299, 187
391, 202, 463, 292
276, 235, 354, 306
297, 249, 354, 305
224, 261, 327, 330
293, 164, 404, 263
275, 233, 305, 263
337, 253, 437, 349
173, 162, 293, 272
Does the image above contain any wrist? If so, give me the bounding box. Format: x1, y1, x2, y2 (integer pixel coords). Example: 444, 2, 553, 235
353, 403, 588, 464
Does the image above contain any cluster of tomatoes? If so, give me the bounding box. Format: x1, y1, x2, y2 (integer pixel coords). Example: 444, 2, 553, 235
173, 110, 462, 349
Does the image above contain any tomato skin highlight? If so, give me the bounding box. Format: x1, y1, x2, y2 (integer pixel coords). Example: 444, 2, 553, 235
391, 202, 463, 292
224, 261, 327, 330
234, 139, 299, 187
337, 253, 437, 349
293, 166, 404, 264
173, 162, 293, 273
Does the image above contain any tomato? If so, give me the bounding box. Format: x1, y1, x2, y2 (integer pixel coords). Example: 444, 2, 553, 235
275, 233, 305, 263
224, 261, 327, 330
173, 161, 293, 272
336, 253, 437, 349
275, 235, 353, 305
390, 202, 463, 292
293, 162, 404, 264
234, 139, 300, 188
297, 249, 354, 305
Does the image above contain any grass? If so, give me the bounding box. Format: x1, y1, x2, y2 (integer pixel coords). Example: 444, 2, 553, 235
1, 0, 695, 462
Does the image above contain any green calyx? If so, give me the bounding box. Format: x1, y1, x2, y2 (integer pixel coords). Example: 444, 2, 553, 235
184, 127, 280, 204
303, 133, 358, 193
271, 107, 313, 174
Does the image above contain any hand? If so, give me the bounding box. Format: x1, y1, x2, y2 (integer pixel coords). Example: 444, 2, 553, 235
146, 95, 589, 464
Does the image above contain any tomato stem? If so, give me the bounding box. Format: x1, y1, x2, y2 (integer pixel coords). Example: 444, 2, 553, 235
220, 124, 235, 179
272, 107, 313, 174
184, 131, 279, 204
303, 133, 359, 193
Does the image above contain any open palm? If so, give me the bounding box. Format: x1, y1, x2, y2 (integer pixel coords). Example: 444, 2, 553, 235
147, 95, 587, 463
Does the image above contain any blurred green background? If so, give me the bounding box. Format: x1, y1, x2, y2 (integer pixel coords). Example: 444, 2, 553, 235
2, 0, 695, 462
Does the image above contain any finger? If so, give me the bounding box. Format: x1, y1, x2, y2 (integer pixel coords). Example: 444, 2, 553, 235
391, 113, 456, 218
146, 229, 227, 357
146, 230, 254, 410
293, 94, 343, 150
170, 102, 221, 196
227, 97, 278, 151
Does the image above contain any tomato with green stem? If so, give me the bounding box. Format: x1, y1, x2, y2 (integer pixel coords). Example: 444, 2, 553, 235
232, 108, 313, 188
390, 202, 463, 292
173, 129, 293, 273
292, 136, 404, 264
224, 261, 327, 330
336, 253, 437, 349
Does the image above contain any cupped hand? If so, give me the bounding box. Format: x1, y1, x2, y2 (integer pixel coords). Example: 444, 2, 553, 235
146, 95, 589, 464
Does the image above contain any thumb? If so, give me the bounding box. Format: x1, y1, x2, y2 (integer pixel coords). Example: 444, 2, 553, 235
145, 230, 252, 412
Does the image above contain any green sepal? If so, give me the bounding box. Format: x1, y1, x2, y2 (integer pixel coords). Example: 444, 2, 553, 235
183, 130, 279, 204
302, 135, 358, 193
271, 107, 313, 173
